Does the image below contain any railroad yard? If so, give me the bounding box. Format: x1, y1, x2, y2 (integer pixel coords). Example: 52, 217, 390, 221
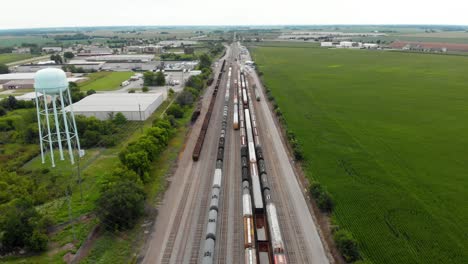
141, 41, 330, 263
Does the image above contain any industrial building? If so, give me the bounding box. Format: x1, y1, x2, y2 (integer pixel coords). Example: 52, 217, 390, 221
158, 40, 197, 47
77, 46, 113, 56
15, 92, 49, 101
42, 47, 63, 53
125, 45, 163, 54
82, 54, 154, 62
0, 72, 84, 89
68, 93, 164, 121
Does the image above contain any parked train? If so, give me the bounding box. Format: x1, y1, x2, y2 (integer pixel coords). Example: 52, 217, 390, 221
193, 60, 226, 161
202, 66, 231, 264
239, 70, 287, 264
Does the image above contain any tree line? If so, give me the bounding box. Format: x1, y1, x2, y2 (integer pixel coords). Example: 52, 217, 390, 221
96, 50, 217, 232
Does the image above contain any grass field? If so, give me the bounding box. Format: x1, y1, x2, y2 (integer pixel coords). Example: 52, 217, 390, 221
78, 72, 133, 91
251, 46, 468, 263
0, 53, 36, 64
0, 36, 52, 47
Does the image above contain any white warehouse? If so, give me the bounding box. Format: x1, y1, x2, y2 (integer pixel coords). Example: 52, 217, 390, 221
68, 93, 164, 121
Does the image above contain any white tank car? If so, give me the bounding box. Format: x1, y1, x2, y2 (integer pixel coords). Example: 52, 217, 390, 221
242, 188, 253, 217
209, 187, 220, 212
213, 169, 222, 189
206, 209, 218, 240
245, 248, 257, 264
266, 203, 285, 253
202, 238, 215, 264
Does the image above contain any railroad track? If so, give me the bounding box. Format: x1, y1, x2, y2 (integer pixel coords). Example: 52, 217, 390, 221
160, 167, 194, 264
250, 72, 311, 264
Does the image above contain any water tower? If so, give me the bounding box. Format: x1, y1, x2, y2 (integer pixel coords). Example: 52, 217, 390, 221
34, 68, 82, 167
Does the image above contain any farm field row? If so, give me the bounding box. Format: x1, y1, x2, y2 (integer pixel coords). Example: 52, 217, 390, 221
250, 46, 468, 263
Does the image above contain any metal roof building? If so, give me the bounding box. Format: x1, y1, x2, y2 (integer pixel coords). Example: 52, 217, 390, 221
67, 93, 164, 121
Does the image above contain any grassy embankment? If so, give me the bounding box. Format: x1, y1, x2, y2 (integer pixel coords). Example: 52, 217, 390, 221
251, 45, 468, 263
78, 72, 134, 92
0, 53, 36, 64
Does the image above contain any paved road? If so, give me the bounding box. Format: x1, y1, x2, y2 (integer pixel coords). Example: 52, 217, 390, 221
141, 41, 331, 264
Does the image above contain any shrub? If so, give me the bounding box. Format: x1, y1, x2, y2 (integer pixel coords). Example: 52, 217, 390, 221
86, 89, 96, 95
142, 86, 149, 92
167, 104, 184, 119
27, 230, 48, 251
128, 89, 136, 93
96, 181, 146, 231
309, 181, 334, 213
334, 229, 361, 262
168, 88, 175, 97
113, 112, 127, 125
0, 198, 48, 252
176, 90, 194, 107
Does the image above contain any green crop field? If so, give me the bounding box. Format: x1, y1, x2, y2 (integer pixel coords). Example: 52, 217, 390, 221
0, 53, 36, 64
79, 71, 134, 91
251, 46, 468, 263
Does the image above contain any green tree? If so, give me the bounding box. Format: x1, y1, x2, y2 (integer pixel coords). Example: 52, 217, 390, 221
4, 96, 18, 110
63, 51, 75, 60
142, 86, 149, 92
155, 71, 166, 86
50, 54, 63, 64
175, 90, 194, 107
334, 229, 361, 262
167, 104, 184, 118
186, 75, 204, 90
0, 63, 10, 74
120, 150, 151, 179
168, 88, 175, 98
0, 198, 48, 252
86, 89, 96, 95
96, 181, 146, 231
113, 112, 127, 125
198, 53, 212, 69
143, 71, 154, 86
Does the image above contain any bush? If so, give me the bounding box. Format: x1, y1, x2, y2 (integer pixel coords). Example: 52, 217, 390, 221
86, 89, 96, 95
175, 90, 194, 107
309, 181, 334, 213
168, 88, 175, 98
142, 86, 149, 92
0, 198, 48, 252
96, 181, 146, 231
128, 89, 136, 93
334, 229, 361, 262
167, 104, 184, 118
27, 230, 48, 251
113, 112, 127, 125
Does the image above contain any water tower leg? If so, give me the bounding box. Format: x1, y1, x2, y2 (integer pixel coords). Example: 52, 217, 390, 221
66, 88, 81, 153
59, 90, 74, 164
52, 96, 64, 160
34, 91, 45, 164
43, 90, 55, 167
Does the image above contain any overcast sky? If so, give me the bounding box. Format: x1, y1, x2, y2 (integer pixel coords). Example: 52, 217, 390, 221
1, 0, 467, 30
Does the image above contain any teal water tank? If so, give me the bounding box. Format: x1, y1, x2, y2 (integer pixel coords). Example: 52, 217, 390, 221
34, 68, 68, 94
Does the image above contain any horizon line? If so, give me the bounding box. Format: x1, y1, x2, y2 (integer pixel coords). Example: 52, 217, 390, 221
1, 23, 468, 32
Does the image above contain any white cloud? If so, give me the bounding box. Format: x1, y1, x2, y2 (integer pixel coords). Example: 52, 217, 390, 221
0, 0, 467, 29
